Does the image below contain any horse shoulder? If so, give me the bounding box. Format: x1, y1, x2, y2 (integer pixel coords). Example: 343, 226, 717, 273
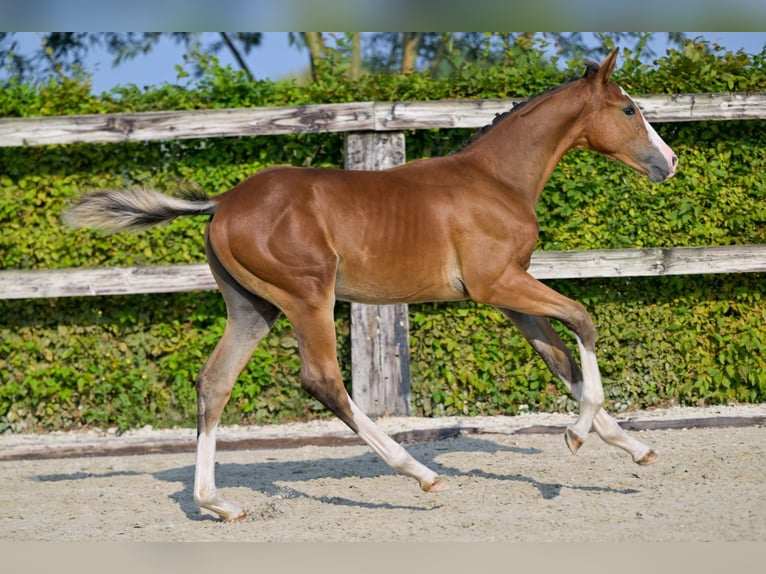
450, 188, 539, 296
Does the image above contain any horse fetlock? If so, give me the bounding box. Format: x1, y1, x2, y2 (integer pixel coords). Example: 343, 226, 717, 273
194, 491, 245, 522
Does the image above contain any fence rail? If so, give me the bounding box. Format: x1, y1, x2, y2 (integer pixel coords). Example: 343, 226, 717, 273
2, 92, 765, 416
2, 245, 765, 301
1, 92, 765, 147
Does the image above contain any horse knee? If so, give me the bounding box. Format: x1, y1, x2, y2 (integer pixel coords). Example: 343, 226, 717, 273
573, 333, 604, 409
565, 304, 597, 350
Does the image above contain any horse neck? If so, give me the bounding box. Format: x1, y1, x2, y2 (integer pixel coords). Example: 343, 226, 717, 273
461, 80, 593, 207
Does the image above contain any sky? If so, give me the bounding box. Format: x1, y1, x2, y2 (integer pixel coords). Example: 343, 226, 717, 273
7, 32, 766, 95
10, 32, 309, 93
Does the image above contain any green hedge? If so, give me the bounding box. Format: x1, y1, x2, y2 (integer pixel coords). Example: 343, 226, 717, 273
1, 39, 765, 432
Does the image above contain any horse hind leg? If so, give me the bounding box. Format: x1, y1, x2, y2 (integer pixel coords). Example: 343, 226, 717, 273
193, 239, 281, 521
502, 309, 657, 465
287, 301, 446, 492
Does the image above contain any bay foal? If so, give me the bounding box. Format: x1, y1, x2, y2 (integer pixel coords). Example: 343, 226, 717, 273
65, 49, 677, 521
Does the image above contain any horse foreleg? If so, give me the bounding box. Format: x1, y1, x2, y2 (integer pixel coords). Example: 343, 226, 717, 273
472, 269, 603, 452
501, 309, 657, 464
290, 304, 445, 492
347, 399, 447, 491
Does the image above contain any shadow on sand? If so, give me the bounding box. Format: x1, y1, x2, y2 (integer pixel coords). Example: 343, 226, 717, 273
33, 432, 639, 521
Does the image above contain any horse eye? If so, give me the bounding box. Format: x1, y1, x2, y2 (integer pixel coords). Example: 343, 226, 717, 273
623, 105, 636, 116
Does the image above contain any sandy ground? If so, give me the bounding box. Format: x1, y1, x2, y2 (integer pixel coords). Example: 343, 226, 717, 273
1, 404, 764, 542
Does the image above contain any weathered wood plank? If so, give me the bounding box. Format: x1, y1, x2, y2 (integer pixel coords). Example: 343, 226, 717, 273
0, 264, 217, 299
375, 93, 766, 129
527, 245, 766, 279
0, 102, 376, 146
345, 132, 411, 417
634, 92, 766, 122
1, 245, 764, 301
349, 303, 412, 417
374, 99, 522, 130
2, 93, 763, 147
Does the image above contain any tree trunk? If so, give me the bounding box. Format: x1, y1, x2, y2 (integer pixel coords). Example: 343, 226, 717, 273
401, 32, 422, 73
303, 32, 325, 81
350, 32, 361, 81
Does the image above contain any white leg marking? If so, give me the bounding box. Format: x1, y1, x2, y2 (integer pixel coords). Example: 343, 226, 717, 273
561, 337, 655, 463
568, 335, 604, 443
559, 372, 652, 461
592, 410, 656, 463
193, 425, 245, 521
348, 397, 443, 491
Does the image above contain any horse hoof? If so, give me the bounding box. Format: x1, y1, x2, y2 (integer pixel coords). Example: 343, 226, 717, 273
564, 428, 584, 454
213, 507, 247, 522
422, 476, 449, 493
635, 449, 658, 466
221, 510, 247, 522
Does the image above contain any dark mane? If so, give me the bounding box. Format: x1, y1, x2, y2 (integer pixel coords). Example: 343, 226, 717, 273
456, 62, 600, 152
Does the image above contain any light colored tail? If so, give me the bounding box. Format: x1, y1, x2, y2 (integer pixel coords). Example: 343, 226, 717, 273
62, 188, 217, 234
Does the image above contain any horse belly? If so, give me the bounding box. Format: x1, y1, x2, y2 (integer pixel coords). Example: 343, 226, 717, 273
330, 205, 468, 304
333, 256, 466, 304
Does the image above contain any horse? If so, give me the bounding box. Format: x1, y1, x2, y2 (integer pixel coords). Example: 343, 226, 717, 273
64, 48, 677, 521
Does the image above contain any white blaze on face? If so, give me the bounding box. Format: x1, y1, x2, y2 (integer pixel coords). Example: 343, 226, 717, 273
621, 87, 677, 178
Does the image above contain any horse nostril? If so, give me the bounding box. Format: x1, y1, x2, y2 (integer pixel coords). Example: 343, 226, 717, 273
672, 155, 678, 167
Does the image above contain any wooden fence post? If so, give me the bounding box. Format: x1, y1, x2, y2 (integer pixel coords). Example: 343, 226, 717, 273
344, 132, 411, 417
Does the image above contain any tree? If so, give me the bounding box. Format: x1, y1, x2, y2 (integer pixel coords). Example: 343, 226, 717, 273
1, 32, 687, 87
401, 33, 423, 73
363, 32, 688, 77
0, 32, 263, 84
300, 32, 325, 82
290, 33, 362, 82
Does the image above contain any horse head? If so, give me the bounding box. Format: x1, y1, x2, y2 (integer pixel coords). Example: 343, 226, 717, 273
580, 48, 678, 182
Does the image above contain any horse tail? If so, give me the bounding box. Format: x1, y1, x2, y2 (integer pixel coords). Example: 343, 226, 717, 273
62, 188, 218, 234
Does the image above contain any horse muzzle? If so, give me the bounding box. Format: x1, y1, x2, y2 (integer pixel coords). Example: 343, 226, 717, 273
645, 148, 678, 182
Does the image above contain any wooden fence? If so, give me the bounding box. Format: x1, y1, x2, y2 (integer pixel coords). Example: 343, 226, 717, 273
2, 92, 765, 416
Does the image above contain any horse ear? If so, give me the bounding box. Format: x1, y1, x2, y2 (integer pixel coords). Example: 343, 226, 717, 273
594, 48, 620, 84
